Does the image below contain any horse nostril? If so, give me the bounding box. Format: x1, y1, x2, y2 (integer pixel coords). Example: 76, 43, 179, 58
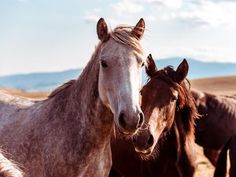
118, 112, 126, 129
137, 112, 144, 128
147, 135, 154, 146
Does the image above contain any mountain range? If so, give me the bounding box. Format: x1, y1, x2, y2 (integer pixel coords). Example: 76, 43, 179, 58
0, 58, 235, 92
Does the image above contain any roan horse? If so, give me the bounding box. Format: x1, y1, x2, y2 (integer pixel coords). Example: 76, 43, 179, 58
192, 90, 236, 166
110, 55, 198, 177
0, 150, 23, 177
0, 18, 146, 177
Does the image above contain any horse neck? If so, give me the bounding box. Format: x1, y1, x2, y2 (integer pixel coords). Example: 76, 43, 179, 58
47, 43, 113, 134
73, 49, 113, 130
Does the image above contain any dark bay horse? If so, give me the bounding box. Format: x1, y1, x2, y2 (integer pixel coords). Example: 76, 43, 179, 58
214, 134, 236, 177
192, 90, 236, 165
110, 55, 198, 177
0, 18, 146, 177
0, 150, 23, 177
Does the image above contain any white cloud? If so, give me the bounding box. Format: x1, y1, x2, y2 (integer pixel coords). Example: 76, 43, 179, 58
147, 0, 183, 9
158, 0, 236, 28
207, 0, 236, 2
83, 14, 100, 24
111, 0, 144, 15
146, 15, 156, 22
185, 1, 236, 27
82, 8, 101, 23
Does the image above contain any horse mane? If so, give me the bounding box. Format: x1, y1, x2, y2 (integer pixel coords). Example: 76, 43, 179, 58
110, 25, 144, 54
153, 66, 199, 143
48, 80, 76, 99
0, 151, 24, 177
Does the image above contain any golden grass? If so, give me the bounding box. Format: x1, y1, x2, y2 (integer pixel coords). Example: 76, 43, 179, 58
0, 88, 48, 100
191, 75, 236, 96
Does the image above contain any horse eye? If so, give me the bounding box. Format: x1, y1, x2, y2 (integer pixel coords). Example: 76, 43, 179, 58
101, 60, 108, 68
141, 62, 145, 67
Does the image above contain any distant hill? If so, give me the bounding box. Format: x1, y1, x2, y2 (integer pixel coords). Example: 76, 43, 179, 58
0, 69, 82, 92
0, 58, 235, 92
157, 58, 236, 79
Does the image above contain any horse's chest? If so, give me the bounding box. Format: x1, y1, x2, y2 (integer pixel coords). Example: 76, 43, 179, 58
78, 146, 112, 177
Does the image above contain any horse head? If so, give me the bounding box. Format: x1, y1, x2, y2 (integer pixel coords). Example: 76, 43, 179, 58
133, 54, 196, 158
97, 18, 146, 135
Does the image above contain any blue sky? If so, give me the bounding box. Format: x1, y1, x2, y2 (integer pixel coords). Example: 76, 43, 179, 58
0, 0, 236, 76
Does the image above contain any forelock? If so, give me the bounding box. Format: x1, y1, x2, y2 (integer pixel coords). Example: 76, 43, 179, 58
110, 25, 144, 54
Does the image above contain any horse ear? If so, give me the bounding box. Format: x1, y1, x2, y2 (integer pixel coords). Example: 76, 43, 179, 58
175, 59, 189, 83
131, 18, 145, 40
145, 54, 158, 78
97, 18, 109, 42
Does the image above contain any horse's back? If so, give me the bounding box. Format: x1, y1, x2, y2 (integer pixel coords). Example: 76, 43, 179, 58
194, 91, 236, 165
0, 91, 34, 108
0, 92, 49, 177
0, 92, 35, 129
195, 92, 236, 148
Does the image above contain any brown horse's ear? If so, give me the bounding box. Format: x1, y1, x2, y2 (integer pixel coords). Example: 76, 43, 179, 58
97, 18, 109, 42
145, 54, 157, 78
131, 18, 145, 40
175, 59, 189, 83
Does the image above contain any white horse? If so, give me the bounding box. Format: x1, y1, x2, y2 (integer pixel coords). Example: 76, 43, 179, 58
0, 18, 146, 177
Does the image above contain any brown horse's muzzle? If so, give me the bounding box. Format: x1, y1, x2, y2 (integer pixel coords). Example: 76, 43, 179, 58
132, 128, 154, 154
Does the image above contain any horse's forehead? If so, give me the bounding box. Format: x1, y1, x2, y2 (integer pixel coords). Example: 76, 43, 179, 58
143, 78, 177, 98
101, 40, 144, 59
147, 78, 170, 90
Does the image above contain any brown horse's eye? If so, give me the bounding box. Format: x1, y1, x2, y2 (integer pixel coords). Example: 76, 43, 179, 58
101, 60, 108, 68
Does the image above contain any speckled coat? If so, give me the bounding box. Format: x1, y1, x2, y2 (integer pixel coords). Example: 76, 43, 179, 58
0, 18, 145, 177
0, 52, 113, 177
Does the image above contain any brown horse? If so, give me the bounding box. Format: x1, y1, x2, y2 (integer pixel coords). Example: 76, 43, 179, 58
0, 18, 146, 177
192, 90, 236, 165
0, 150, 23, 177
214, 134, 236, 177
110, 55, 198, 177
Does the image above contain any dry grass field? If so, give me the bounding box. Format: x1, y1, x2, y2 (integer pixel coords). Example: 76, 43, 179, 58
1, 75, 235, 177
191, 75, 236, 96
0, 88, 48, 100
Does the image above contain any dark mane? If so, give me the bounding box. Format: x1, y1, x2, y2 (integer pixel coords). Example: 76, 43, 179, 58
48, 80, 76, 99
153, 66, 198, 143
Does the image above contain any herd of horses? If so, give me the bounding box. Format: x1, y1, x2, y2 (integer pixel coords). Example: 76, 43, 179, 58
0, 18, 235, 177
